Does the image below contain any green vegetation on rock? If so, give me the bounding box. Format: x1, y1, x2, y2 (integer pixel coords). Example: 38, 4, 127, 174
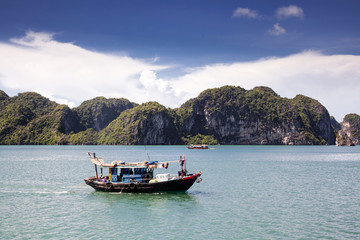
74, 96, 136, 131
177, 85, 335, 145
343, 114, 360, 140
0, 90, 9, 101
68, 128, 99, 145
0, 86, 348, 145
0, 92, 59, 144
289, 95, 332, 145
98, 102, 179, 145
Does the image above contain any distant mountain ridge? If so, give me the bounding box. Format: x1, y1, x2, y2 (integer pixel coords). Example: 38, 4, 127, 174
0, 86, 358, 145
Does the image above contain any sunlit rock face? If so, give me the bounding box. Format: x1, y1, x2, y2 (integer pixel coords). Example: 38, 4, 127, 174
178, 86, 336, 145
99, 102, 180, 145
337, 114, 360, 146
0, 86, 340, 145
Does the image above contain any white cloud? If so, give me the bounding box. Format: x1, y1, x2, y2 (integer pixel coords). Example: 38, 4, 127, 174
170, 51, 360, 121
232, 7, 260, 19
0, 31, 170, 107
10, 30, 55, 47
0, 31, 359, 121
268, 23, 286, 36
276, 5, 304, 19
139, 69, 180, 106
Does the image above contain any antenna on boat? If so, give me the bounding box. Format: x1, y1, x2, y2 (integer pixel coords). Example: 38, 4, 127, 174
145, 145, 151, 162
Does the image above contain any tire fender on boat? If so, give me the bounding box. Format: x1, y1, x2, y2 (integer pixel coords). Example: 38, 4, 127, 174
130, 183, 136, 190
105, 182, 113, 190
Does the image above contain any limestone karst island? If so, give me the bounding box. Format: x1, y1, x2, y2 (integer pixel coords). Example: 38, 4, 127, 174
0, 86, 359, 146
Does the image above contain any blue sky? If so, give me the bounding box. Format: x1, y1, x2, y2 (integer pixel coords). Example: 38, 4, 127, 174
0, 0, 359, 120
2, 0, 359, 64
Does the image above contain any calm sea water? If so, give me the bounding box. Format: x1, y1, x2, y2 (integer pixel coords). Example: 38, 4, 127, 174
0, 145, 359, 239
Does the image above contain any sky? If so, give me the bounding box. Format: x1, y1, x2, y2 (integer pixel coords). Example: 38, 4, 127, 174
0, 0, 359, 121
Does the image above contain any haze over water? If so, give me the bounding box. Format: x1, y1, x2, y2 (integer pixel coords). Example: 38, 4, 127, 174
1, 145, 359, 239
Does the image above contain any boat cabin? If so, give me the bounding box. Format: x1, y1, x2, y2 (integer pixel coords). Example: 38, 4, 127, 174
107, 165, 154, 183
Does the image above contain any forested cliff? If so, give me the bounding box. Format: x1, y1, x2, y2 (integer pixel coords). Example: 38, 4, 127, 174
0, 86, 355, 145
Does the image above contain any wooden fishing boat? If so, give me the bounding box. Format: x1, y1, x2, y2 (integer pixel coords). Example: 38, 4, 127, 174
187, 144, 209, 149
84, 152, 202, 193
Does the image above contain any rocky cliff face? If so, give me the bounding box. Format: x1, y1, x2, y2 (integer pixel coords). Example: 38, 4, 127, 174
98, 102, 180, 145
337, 114, 360, 146
0, 87, 350, 145
330, 116, 341, 132
290, 94, 336, 145
74, 96, 136, 131
56, 105, 82, 135
177, 86, 336, 145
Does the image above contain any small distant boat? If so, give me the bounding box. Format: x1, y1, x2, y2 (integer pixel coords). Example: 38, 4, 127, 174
84, 152, 202, 193
187, 144, 209, 149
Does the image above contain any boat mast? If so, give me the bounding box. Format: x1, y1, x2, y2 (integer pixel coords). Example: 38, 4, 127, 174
184, 155, 186, 173
89, 152, 99, 179
94, 164, 98, 179
180, 155, 187, 176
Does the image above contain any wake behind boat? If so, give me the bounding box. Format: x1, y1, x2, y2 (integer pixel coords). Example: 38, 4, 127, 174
84, 152, 202, 193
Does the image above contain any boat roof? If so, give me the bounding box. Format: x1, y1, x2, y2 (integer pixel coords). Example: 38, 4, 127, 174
90, 158, 150, 168
88, 152, 181, 169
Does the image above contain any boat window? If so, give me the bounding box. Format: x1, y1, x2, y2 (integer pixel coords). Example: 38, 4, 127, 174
111, 168, 117, 176
135, 168, 145, 174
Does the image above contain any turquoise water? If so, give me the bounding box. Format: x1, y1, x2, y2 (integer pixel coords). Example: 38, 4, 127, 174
0, 145, 360, 239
